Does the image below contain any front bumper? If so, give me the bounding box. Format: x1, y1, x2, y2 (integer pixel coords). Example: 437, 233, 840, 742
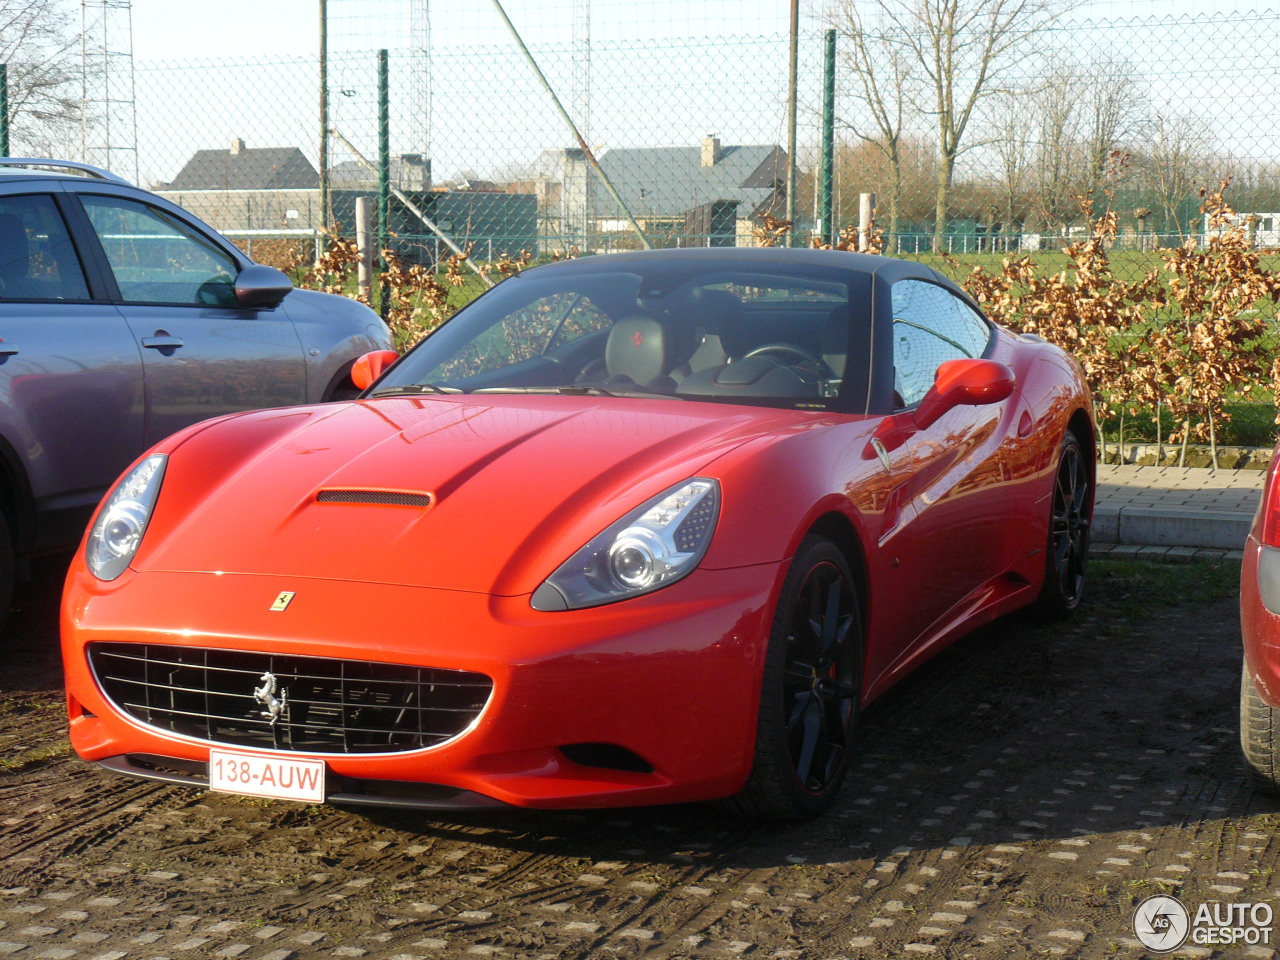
62, 563, 781, 809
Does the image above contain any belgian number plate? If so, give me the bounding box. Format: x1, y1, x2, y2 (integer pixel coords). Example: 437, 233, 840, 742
209, 749, 326, 803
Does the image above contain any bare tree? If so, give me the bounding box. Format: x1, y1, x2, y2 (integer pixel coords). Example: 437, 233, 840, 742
1079, 52, 1148, 191
843, 0, 1076, 251
1138, 113, 1214, 241
0, 0, 86, 154
834, 0, 917, 251
990, 87, 1033, 241
1033, 53, 1086, 232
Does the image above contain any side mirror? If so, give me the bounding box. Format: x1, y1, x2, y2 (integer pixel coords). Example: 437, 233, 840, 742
913, 358, 1015, 430
351, 350, 401, 391
234, 264, 293, 309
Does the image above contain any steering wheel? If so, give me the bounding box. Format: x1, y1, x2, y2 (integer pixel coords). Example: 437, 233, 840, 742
741, 342, 833, 379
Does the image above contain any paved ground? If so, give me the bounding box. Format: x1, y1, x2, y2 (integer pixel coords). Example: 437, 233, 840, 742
1094, 464, 1264, 557
0, 555, 1266, 960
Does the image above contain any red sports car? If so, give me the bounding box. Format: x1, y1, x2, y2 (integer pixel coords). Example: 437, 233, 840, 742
1241, 453, 1280, 792
62, 249, 1094, 819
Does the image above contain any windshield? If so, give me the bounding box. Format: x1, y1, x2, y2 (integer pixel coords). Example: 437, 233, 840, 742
375, 257, 869, 411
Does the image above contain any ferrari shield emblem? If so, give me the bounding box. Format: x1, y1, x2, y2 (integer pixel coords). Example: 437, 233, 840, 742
269, 591, 296, 612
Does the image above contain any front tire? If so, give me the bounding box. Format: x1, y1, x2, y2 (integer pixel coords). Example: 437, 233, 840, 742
1241, 657, 1280, 793
722, 535, 862, 820
1031, 430, 1091, 620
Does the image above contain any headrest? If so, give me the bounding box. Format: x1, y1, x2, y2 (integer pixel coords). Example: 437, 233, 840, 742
606, 315, 668, 384
688, 288, 742, 330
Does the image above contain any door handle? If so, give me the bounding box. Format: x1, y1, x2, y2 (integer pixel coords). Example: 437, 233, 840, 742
142, 335, 184, 351
0, 342, 19, 357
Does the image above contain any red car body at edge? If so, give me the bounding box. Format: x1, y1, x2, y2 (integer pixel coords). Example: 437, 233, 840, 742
62, 249, 1095, 819
1240, 453, 1280, 793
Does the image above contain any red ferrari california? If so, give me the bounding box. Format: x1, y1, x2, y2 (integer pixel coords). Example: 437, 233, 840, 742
62, 248, 1094, 819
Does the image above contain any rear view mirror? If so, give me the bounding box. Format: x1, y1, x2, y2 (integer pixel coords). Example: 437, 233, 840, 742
913, 358, 1015, 430
351, 350, 401, 391
234, 264, 293, 309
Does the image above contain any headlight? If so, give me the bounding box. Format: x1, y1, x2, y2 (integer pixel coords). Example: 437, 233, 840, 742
531, 478, 720, 611
87, 454, 167, 581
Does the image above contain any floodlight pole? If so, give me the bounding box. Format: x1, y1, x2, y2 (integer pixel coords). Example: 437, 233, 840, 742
786, 0, 799, 245
489, 0, 650, 250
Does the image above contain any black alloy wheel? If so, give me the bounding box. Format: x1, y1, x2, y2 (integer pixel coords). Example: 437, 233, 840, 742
1033, 431, 1091, 619
722, 535, 862, 820
783, 556, 858, 795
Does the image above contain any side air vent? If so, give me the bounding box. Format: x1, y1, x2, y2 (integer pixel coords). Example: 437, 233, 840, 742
316, 490, 433, 507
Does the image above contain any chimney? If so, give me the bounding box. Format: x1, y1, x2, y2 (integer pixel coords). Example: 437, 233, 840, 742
230, 138, 246, 155
701, 135, 721, 168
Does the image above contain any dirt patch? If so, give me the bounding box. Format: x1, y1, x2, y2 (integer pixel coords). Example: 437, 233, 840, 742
1, 556, 1275, 959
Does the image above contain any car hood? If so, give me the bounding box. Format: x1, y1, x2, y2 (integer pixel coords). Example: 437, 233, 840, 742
138, 395, 814, 595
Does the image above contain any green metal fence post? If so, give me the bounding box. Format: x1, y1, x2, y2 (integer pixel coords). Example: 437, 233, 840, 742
820, 30, 835, 247
0, 64, 9, 158
378, 49, 390, 319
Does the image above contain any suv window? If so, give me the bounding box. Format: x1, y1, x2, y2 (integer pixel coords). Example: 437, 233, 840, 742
0, 195, 90, 301
80, 195, 239, 306
890, 279, 991, 407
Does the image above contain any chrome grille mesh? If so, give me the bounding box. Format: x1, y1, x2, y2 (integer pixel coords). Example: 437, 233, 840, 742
89, 643, 492, 754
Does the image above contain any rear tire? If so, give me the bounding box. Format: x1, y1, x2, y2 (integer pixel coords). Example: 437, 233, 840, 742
1030, 430, 1091, 621
1241, 656, 1280, 793
720, 535, 862, 820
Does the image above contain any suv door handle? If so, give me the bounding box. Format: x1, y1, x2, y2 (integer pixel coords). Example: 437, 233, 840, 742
142, 334, 185, 351
0, 343, 19, 357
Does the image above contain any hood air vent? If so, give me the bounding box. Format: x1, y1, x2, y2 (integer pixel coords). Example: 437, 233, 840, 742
316, 490, 433, 507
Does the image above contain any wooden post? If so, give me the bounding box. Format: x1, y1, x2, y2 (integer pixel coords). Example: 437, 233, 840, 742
356, 196, 373, 299
858, 192, 877, 252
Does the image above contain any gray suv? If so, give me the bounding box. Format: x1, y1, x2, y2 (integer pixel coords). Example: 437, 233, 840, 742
0, 158, 392, 612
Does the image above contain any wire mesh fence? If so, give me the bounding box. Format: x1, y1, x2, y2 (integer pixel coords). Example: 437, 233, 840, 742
2, 1, 1279, 445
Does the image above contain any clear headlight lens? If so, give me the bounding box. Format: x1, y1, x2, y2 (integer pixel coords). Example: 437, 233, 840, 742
531, 478, 720, 611
87, 454, 167, 581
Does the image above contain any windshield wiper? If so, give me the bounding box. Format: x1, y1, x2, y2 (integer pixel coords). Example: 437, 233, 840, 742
368, 383, 463, 397
473, 385, 684, 399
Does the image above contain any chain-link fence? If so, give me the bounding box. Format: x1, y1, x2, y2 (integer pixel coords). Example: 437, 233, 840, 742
1, 1, 1278, 445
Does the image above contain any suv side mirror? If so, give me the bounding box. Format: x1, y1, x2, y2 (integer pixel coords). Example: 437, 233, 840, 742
234, 264, 294, 309
351, 350, 401, 390
913, 358, 1015, 430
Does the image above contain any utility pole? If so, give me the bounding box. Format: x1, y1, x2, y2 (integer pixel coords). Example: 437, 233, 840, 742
319, 0, 329, 232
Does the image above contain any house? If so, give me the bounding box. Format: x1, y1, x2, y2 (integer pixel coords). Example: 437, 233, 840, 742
518, 147, 597, 249
330, 154, 431, 192
518, 137, 789, 250
1204, 211, 1280, 248
593, 136, 788, 246
155, 139, 322, 233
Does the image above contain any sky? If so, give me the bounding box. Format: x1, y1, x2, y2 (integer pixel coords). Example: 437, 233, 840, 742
127, 0, 797, 61
90, 0, 1277, 190
124, 0, 1255, 63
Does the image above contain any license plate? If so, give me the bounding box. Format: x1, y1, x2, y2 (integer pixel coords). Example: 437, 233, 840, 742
209, 749, 326, 803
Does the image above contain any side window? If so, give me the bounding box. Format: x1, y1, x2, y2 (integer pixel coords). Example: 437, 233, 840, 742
431, 292, 608, 381
890, 279, 991, 408
79, 195, 239, 306
0, 195, 90, 301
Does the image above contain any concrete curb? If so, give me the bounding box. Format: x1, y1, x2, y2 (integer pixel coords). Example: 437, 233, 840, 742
1090, 542, 1245, 564
1092, 505, 1253, 551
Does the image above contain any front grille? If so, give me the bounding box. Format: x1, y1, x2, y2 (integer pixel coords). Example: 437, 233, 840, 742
89, 643, 492, 754
316, 490, 433, 507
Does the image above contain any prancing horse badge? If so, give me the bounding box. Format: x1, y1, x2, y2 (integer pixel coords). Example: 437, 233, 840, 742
269, 591, 296, 612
